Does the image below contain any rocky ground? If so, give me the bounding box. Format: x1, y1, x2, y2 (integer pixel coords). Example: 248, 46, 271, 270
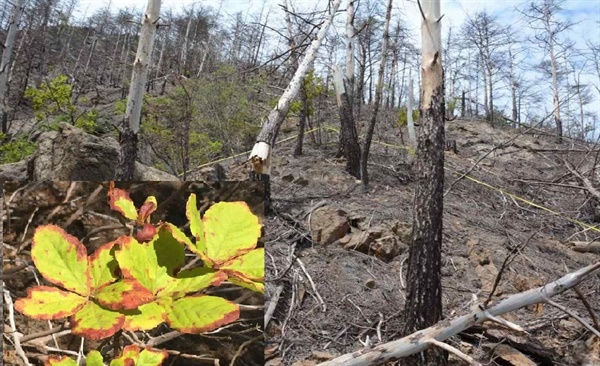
227, 117, 600, 366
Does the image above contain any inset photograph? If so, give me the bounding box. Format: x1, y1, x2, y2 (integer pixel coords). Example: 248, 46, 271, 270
2, 181, 265, 366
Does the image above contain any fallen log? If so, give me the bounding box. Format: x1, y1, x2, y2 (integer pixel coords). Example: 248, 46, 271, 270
571, 242, 600, 254
317, 261, 600, 366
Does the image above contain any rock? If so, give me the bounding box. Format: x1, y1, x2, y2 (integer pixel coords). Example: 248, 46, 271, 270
391, 221, 412, 243
492, 344, 537, 366
187, 163, 226, 181
311, 206, 350, 245
0, 160, 28, 182
27, 122, 177, 181
342, 228, 405, 261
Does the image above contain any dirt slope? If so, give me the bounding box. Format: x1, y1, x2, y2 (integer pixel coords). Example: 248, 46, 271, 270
248, 118, 600, 365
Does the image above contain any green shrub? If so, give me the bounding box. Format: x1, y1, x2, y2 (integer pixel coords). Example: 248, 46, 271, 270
0, 133, 36, 163
398, 107, 420, 127
24, 75, 99, 133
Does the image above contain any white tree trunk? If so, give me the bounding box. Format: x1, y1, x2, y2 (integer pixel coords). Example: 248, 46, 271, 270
318, 261, 600, 366
115, 0, 161, 181
346, 0, 356, 98
126, 0, 161, 134
0, 0, 24, 133
249, 0, 342, 175
407, 69, 416, 149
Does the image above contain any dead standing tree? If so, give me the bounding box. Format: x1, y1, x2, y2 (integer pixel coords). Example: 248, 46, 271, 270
0, 0, 25, 135
360, 0, 393, 189
115, 0, 162, 181
248, 0, 342, 209
402, 0, 446, 365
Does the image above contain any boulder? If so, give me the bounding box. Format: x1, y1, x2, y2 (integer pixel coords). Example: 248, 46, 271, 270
310, 206, 350, 245
26, 122, 177, 181
0, 160, 29, 182
342, 227, 406, 261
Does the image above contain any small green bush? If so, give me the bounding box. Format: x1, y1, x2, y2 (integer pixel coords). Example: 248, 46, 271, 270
0, 133, 36, 164
398, 107, 420, 127
24, 75, 99, 134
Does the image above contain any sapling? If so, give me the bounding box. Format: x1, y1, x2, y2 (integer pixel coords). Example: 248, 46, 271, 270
15, 182, 264, 365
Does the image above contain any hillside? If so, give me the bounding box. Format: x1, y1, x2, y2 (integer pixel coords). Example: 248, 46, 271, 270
237, 117, 600, 365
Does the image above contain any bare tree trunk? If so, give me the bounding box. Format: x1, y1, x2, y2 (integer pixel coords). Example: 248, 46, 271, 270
115, 0, 162, 181
294, 84, 308, 156
248, 0, 342, 193
361, 0, 393, 189
401, 0, 446, 365
545, 9, 562, 142
338, 0, 357, 159
508, 47, 518, 127
0, 0, 24, 135
181, 8, 193, 75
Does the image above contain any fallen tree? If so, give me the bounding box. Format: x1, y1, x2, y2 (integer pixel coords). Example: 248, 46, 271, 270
317, 260, 600, 366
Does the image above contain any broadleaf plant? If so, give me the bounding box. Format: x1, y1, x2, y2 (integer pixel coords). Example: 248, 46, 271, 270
15, 182, 264, 363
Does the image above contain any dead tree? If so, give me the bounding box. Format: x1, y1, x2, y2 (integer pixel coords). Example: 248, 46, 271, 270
0, 0, 24, 135
248, 0, 342, 208
115, 0, 162, 180
401, 0, 446, 365
360, 0, 393, 188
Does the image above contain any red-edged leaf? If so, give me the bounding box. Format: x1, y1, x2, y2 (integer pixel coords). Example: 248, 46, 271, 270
70, 301, 124, 340
166, 295, 239, 333
95, 279, 154, 310
31, 225, 90, 296
108, 182, 138, 221
14, 286, 87, 320
137, 196, 157, 224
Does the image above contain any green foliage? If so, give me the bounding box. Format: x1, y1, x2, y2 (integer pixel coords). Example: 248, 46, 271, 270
45, 345, 168, 366
141, 67, 266, 174
15, 184, 264, 342
0, 133, 36, 164
397, 107, 420, 127
24, 75, 99, 133
286, 70, 328, 118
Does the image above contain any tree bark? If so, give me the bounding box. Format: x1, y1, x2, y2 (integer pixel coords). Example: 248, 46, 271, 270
115, 0, 162, 181
334, 65, 361, 178
407, 70, 417, 150
0, 0, 24, 134
401, 0, 447, 365
361, 0, 393, 188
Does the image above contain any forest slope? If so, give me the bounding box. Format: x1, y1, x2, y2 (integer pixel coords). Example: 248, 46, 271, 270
248, 117, 600, 365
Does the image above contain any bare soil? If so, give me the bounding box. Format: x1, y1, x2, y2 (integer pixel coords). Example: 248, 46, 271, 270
242, 116, 600, 365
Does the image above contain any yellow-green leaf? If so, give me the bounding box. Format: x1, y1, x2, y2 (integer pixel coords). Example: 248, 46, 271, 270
108, 182, 138, 221
123, 301, 167, 332
166, 295, 239, 333
186, 194, 207, 253
202, 202, 261, 266
220, 248, 264, 282
46, 356, 78, 366
136, 348, 169, 366
162, 222, 211, 266
14, 286, 86, 320
31, 225, 91, 296
86, 351, 104, 366
89, 239, 120, 291
70, 301, 124, 340
228, 277, 264, 293
157, 267, 227, 299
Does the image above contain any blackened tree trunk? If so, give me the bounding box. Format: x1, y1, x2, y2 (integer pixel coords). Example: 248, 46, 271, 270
115, 0, 162, 181
360, 0, 393, 189
401, 0, 447, 365
294, 84, 308, 156
333, 65, 361, 178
